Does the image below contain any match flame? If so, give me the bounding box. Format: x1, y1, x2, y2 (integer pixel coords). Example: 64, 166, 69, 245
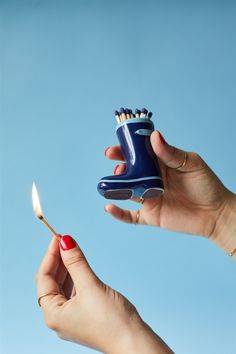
32, 183, 43, 218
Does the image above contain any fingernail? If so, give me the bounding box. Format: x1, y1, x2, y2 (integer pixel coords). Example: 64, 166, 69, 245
104, 147, 110, 156
158, 131, 166, 144
114, 164, 120, 175
60, 235, 77, 251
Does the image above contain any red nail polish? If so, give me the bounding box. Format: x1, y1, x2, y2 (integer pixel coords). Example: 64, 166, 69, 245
60, 235, 77, 251
114, 164, 119, 175
158, 131, 166, 144
104, 147, 110, 156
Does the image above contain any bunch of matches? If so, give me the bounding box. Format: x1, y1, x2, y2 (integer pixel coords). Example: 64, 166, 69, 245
115, 107, 153, 123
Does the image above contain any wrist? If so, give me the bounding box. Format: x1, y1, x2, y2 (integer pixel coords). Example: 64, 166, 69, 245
106, 315, 173, 354
210, 192, 236, 259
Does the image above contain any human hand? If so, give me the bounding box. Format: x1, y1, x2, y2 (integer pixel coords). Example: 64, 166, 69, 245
36, 235, 173, 353
104, 131, 235, 240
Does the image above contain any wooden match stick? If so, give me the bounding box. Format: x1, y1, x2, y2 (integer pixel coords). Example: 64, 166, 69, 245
39, 215, 61, 239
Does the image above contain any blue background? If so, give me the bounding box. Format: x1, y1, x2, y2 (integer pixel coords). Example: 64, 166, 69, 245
1, 0, 236, 353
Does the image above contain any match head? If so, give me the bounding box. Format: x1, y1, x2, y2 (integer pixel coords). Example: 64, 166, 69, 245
120, 107, 125, 113
125, 108, 130, 114
135, 109, 141, 114
141, 107, 148, 114
114, 110, 119, 116
148, 112, 153, 118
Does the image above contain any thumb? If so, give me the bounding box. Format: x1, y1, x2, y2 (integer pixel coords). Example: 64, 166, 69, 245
59, 235, 97, 290
151, 130, 199, 171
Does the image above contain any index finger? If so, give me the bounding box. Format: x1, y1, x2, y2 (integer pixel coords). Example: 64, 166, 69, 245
36, 236, 66, 309
105, 145, 125, 161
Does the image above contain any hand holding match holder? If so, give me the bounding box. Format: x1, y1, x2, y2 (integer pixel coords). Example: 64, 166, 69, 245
97, 108, 164, 200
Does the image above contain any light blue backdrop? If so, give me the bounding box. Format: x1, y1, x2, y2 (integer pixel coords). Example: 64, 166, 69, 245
1, 1, 236, 353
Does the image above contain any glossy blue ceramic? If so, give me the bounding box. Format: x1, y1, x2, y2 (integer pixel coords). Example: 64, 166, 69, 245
98, 118, 164, 200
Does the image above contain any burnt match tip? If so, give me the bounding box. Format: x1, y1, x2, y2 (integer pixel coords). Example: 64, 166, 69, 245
115, 110, 119, 115
148, 112, 153, 118
141, 108, 148, 113
120, 107, 125, 113
135, 109, 141, 114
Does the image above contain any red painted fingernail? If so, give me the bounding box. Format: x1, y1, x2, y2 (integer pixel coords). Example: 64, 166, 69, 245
158, 131, 166, 144
104, 147, 110, 156
114, 164, 120, 175
60, 235, 77, 251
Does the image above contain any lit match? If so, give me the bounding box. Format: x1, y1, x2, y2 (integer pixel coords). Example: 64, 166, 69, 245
32, 183, 60, 240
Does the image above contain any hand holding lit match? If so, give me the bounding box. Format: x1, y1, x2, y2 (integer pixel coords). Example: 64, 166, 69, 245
32, 183, 173, 351
36, 235, 173, 353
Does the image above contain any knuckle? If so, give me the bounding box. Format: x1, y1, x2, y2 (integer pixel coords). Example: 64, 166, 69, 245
64, 253, 86, 268
190, 151, 201, 160
189, 152, 204, 166
45, 315, 58, 331
45, 317, 57, 331
167, 146, 179, 164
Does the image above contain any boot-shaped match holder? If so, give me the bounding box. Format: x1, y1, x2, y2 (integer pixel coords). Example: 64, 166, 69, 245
97, 116, 164, 200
